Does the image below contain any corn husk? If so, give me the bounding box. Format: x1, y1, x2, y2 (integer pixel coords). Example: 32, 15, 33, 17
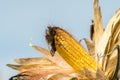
7, 0, 120, 80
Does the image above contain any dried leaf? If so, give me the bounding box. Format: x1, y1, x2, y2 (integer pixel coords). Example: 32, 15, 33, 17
9, 70, 50, 80
48, 73, 76, 80
96, 9, 120, 66
107, 18, 120, 52
14, 57, 53, 65
105, 45, 120, 80
30, 44, 72, 69
96, 68, 108, 80
93, 0, 104, 52
84, 38, 95, 58
80, 68, 96, 80
8, 63, 75, 80
9, 71, 80, 80
7, 1, 120, 80
7, 63, 60, 72
7, 63, 74, 73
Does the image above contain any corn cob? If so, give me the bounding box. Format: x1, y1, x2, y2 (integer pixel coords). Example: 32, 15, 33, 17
46, 26, 98, 73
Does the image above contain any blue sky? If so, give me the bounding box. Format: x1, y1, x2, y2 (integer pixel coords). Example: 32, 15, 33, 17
0, 0, 120, 80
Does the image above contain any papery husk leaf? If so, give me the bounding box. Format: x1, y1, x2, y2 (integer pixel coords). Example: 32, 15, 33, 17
80, 68, 96, 80
9, 71, 42, 80
30, 44, 72, 69
9, 70, 53, 80
96, 68, 108, 80
107, 16, 120, 52
116, 46, 120, 79
93, 0, 103, 51
84, 38, 95, 59
9, 71, 79, 80
7, 63, 74, 73
8, 62, 77, 80
96, 9, 120, 67
8, 1, 120, 80
80, 68, 107, 80
48, 73, 78, 80
8, 63, 76, 80
105, 45, 120, 80
7, 63, 60, 72
14, 57, 53, 65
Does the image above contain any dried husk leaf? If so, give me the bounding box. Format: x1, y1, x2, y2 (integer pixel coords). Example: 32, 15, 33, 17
93, 0, 104, 52
7, 45, 81, 80
116, 39, 120, 78
8, 63, 75, 80
104, 45, 120, 80
30, 44, 72, 69
7, 63, 63, 72
105, 36, 120, 80
10, 72, 80, 80
7, 0, 120, 79
79, 67, 107, 80
48, 73, 78, 80
107, 19, 120, 52
80, 68, 96, 80
96, 9, 120, 67
14, 57, 53, 65
96, 68, 108, 80
7, 45, 77, 80
9, 71, 44, 80
7, 58, 75, 73
84, 38, 95, 58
